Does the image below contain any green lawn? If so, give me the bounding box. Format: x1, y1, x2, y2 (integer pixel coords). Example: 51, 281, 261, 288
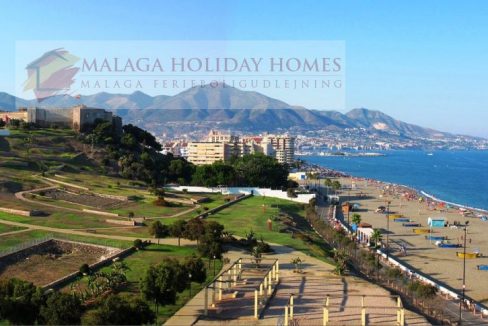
0, 230, 51, 251
206, 196, 333, 261
0, 224, 26, 234
111, 200, 190, 218
0, 210, 125, 230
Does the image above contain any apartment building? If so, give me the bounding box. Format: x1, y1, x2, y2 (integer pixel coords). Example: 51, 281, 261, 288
187, 130, 295, 165
265, 135, 295, 165
187, 142, 233, 165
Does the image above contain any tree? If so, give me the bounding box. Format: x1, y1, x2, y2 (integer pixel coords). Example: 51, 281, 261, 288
332, 180, 341, 191
183, 256, 207, 284
0, 278, 43, 325
352, 213, 361, 226
233, 153, 289, 188
170, 220, 187, 246
39, 292, 82, 325
371, 229, 382, 247
82, 294, 155, 325
197, 221, 225, 258
149, 220, 169, 244
133, 239, 144, 249
184, 218, 205, 243
140, 258, 188, 314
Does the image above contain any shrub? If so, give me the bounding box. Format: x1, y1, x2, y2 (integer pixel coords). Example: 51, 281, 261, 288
133, 239, 144, 249
286, 188, 297, 198
415, 283, 438, 299
79, 263, 91, 275
153, 197, 170, 206
256, 238, 272, 253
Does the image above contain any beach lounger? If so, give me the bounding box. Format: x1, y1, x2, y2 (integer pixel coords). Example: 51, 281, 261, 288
456, 252, 481, 259
478, 265, 488, 271
438, 243, 462, 248
425, 235, 446, 241
403, 223, 420, 227
394, 218, 410, 222
413, 228, 431, 234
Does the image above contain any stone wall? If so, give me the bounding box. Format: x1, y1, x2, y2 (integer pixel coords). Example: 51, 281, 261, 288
82, 209, 120, 217
42, 246, 134, 291
0, 207, 32, 216
105, 219, 136, 226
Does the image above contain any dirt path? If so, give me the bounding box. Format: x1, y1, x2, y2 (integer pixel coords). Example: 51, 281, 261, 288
14, 180, 199, 219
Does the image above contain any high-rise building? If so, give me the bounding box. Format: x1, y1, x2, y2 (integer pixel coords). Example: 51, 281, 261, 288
187, 142, 233, 165
264, 134, 295, 164
186, 130, 294, 165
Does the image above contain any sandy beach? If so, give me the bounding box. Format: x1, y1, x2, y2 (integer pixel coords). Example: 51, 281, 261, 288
332, 176, 488, 304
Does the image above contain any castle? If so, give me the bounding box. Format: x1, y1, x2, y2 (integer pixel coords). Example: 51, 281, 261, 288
0, 105, 122, 132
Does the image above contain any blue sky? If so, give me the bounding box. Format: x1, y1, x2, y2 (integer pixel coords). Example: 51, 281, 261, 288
0, 0, 487, 137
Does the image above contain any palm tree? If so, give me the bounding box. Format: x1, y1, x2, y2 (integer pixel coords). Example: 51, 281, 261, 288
370, 229, 382, 248
333, 249, 348, 275
352, 213, 361, 226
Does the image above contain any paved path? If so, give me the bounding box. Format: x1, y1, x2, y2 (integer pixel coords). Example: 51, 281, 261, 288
0, 228, 33, 237
166, 245, 430, 326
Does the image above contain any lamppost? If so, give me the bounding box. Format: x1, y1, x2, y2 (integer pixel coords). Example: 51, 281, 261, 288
188, 273, 192, 298
386, 200, 391, 260
459, 221, 468, 324
213, 255, 217, 276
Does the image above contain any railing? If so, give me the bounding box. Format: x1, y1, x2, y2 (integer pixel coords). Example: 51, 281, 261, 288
0, 234, 54, 258
281, 294, 405, 326
203, 257, 280, 320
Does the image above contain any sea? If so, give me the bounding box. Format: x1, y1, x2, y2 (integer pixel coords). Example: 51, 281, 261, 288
306, 150, 488, 211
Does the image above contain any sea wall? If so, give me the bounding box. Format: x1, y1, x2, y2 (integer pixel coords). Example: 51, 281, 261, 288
167, 186, 315, 204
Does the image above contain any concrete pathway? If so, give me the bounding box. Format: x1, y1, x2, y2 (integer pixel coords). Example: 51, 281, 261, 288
166, 244, 430, 326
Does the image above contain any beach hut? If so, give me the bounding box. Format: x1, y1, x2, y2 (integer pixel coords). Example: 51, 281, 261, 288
428, 217, 446, 228
357, 227, 374, 245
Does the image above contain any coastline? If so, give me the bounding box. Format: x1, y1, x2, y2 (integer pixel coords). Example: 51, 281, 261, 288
305, 161, 488, 215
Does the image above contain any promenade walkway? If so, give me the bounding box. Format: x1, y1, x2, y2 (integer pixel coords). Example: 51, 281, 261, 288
166, 245, 430, 326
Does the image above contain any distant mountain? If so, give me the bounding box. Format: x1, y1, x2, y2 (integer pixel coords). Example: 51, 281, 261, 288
0, 85, 457, 139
